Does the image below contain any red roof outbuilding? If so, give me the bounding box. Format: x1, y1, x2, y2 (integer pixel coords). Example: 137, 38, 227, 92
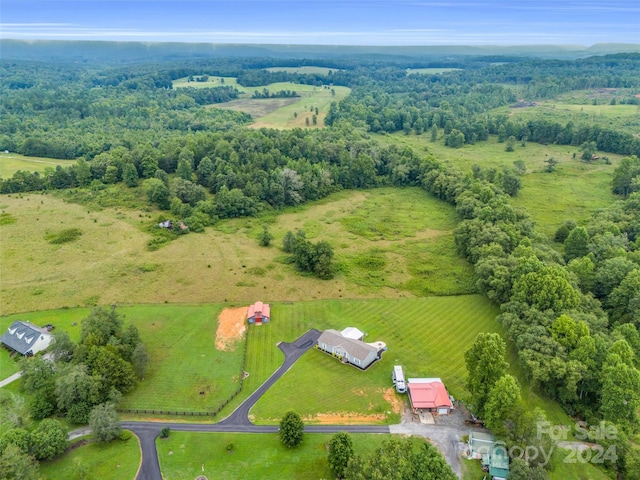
247, 301, 270, 324
407, 378, 453, 411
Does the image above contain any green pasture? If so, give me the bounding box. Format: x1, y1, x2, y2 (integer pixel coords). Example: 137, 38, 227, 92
385, 134, 621, 238
1, 187, 472, 315
0, 153, 76, 178
265, 66, 340, 75
406, 68, 462, 75
39, 434, 140, 480
157, 431, 424, 480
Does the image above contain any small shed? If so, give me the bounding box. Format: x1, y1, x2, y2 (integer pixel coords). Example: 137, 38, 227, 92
247, 301, 270, 325
407, 378, 453, 415
1, 321, 53, 356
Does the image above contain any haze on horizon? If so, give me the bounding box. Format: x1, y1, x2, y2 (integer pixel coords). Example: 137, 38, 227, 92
1, 0, 639, 46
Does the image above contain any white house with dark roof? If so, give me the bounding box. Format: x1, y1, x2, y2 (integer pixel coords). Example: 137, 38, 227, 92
1, 321, 53, 356
316, 328, 386, 369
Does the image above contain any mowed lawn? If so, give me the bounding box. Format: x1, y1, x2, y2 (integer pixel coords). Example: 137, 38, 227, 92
1, 187, 473, 315
157, 432, 424, 480
0, 153, 76, 178
39, 434, 140, 480
386, 134, 621, 238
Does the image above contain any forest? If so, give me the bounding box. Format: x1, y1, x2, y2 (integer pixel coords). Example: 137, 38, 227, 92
1, 45, 639, 479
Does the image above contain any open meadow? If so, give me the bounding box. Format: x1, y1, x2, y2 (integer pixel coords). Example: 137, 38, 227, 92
384, 133, 622, 238
0, 187, 473, 315
0, 153, 76, 179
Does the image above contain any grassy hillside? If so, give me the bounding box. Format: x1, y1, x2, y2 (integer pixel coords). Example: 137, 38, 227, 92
0, 187, 474, 315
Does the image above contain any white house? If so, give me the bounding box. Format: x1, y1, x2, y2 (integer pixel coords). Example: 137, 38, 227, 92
1, 321, 53, 356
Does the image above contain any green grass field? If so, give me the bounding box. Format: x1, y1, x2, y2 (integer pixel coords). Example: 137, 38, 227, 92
157, 431, 424, 480
1, 187, 472, 315
384, 133, 621, 238
217, 83, 350, 129
0, 153, 76, 178
38, 434, 140, 480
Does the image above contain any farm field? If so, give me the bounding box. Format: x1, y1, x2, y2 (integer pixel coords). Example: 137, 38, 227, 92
0, 153, 76, 178
173, 75, 351, 129
157, 431, 425, 480
38, 434, 140, 480
384, 133, 621, 238
0, 187, 473, 315
217, 83, 350, 129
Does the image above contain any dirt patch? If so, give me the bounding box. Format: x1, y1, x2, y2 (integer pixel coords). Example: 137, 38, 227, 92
383, 387, 404, 414
66, 439, 89, 452
215, 307, 248, 351
303, 412, 387, 424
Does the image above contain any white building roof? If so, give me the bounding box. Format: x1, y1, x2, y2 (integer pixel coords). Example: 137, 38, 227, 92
341, 327, 365, 340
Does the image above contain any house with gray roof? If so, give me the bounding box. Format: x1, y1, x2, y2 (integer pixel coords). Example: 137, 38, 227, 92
1, 321, 53, 356
316, 328, 385, 370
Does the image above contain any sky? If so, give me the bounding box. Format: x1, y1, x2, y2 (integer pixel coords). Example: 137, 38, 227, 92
1, 0, 639, 46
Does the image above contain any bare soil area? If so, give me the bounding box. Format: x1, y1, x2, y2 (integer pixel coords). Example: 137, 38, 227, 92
215, 307, 248, 351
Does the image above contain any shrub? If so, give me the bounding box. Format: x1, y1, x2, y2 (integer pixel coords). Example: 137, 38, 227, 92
160, 427, 170, 438
45, 228, 82, 244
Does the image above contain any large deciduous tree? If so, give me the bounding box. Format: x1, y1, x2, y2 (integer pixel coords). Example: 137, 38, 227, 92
89, 403, 122, 442
484, 374, 522, 436
328, 432, 354, 479
31, 419, 67, 460
464, 333, 509, 418
279, 411, 304, 448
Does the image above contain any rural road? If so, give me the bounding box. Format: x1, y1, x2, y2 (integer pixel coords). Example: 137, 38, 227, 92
71, 329, 469, 479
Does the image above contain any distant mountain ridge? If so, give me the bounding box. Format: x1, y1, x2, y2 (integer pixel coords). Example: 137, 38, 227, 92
1, 39, 638, 64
